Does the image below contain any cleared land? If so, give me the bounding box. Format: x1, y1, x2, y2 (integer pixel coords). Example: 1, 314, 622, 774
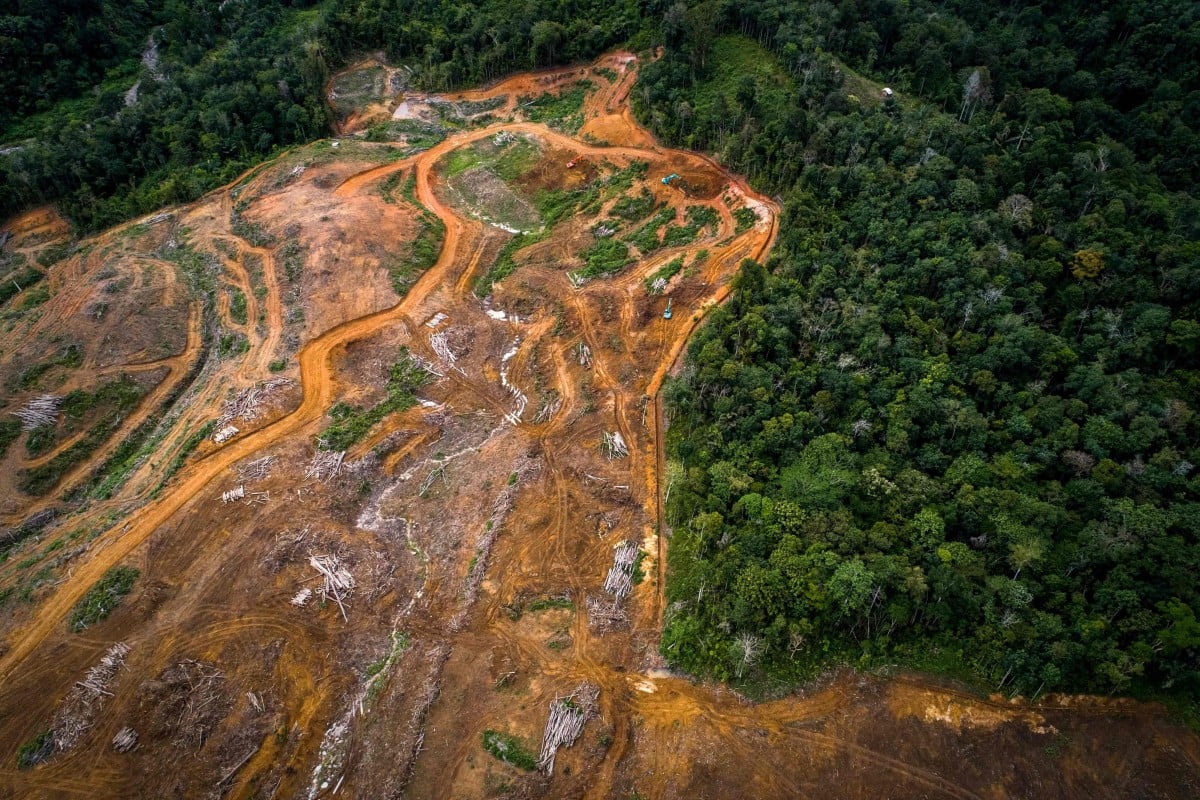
0, 54, 1195, 800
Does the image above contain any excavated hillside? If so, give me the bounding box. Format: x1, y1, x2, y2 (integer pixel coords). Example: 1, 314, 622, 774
0, 53, 1195, 799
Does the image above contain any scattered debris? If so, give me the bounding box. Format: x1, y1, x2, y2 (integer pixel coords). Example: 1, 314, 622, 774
12, 395, 62, 430
586, 596, 628, 631
112, 727, 138, 753
603, 540, 639, 600
310, 554, 355, 621
291, 587, 312, 607
166, 660, 226, 751
213, 424, 240, 444
243, 490, 270, 506
534, 394, 562, 423
430, 330, 462, 374
237, 455, 276, 482
218, 379, 295, 427
499, 337, 527, 424
454, 454, 541, 629
53, 642, 131, 752
600, 430, 628, 459
574, 341, 592, 368
538, 684, 599, 774
425, 311, 448, 328
221, 485, 245, 504
306, 449, 345, 482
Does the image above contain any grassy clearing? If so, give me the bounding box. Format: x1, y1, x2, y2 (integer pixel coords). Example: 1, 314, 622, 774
611, 188, 658, 222
68, 565, 139, 632
319, 349, 430, 451
474, 231, 545, 297
687, 35, 795, 121
0, 267, 44, 308
381, 172, 445, 296
17, 374, 147, 496
11, 342, 82, 391
603, 160, 650, 191
228, 286, 248, 325
330, 65, 386, 118
644, 255, 686, 294
364, 119, 447, 151
575, 239, 632, 281
443, 137, 543, 232
522, 81, 593, 132
626, 208, 675, 253
481, 729, 538, 771
662, 205, 720, 247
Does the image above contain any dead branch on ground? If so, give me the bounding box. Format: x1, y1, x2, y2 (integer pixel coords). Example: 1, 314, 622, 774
538, 684, 599, 774
52, 642, 131, 752
603, 540, 639, 600
12, 395, 62, 430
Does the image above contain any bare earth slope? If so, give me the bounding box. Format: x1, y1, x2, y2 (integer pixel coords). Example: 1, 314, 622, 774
0, 54, 1196, 800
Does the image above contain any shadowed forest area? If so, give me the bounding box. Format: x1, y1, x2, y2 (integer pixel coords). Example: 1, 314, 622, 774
2, 0, 1197, 724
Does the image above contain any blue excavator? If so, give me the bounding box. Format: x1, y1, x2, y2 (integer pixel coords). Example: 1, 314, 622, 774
663, 297, 673, 320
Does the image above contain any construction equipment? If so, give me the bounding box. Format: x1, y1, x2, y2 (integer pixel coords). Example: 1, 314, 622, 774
661, 173, 680, 186
663, 297, 673, 320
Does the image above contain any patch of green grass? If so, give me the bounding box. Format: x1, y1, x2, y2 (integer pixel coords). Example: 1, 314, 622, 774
576, 238, 632, 281
626, 208, 675, 253
12, 343, 82, 391
19, 283, 50, 310
228, 287, 248, 325
734, 207, 757, 233
481, 729, 538, 771
269, 358, 288, 372
158, 421, 215, 489
445, 148, 483, 177
330, 65, 385, 118
611, 188, 658, 222
662, 206, 720, 248
0, 417, 20, 459
491, 138, 541, 183
389, 209, 444, 296
218, 332, 250, 357
365, 119, 447, 150
68, 565, 139, 632
522, 81, 593, 132
37, 242, 75, 268
16, 729, 54, 769
318, 349, 430, 451
644, 256, 686, 294
526, 596, 574, 613
17, 374, 147, 496
603, 160, 649, 191
535, 183, 601, 229
24, 424, 56, 458
474, 231, 546, 297
0, 267, 45, 308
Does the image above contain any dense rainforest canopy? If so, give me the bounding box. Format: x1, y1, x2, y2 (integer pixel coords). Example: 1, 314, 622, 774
1, 0, 1196, 708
